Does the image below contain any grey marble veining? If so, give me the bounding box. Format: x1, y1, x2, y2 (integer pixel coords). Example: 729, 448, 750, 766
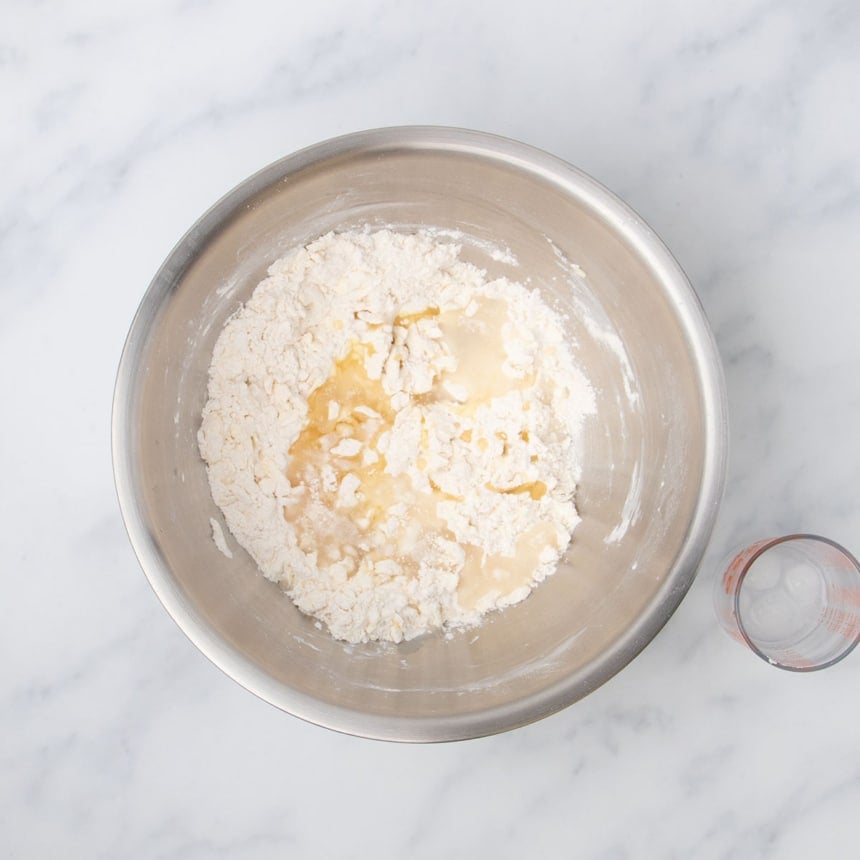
2, 0, 859, 857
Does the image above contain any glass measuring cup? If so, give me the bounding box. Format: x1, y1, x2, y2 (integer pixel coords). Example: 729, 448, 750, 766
714, 534, 860, 670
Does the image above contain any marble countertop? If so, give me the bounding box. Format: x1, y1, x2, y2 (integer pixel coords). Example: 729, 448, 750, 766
4, 1, 860, 857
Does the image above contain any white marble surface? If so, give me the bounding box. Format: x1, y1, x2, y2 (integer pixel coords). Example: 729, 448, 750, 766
3, 0, 860, 856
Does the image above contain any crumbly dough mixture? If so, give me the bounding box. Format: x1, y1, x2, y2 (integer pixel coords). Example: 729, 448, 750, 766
198, 229, 594, 643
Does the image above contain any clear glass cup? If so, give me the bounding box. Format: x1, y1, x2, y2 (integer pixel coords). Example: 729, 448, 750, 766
714, 534, 860, 670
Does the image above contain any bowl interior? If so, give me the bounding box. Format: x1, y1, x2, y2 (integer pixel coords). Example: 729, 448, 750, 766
115, 130, 725, 740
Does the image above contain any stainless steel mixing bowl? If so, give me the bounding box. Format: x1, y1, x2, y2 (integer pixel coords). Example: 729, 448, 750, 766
112, 127, 727, 741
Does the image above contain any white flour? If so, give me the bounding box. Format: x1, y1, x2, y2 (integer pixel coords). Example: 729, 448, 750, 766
198, 229, 594, 643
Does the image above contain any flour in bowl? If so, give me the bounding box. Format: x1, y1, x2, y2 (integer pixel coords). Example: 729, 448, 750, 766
198, 229, 594, 643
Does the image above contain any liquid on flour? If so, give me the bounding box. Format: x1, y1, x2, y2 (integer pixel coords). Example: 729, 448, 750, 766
198, 229, 595, 643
